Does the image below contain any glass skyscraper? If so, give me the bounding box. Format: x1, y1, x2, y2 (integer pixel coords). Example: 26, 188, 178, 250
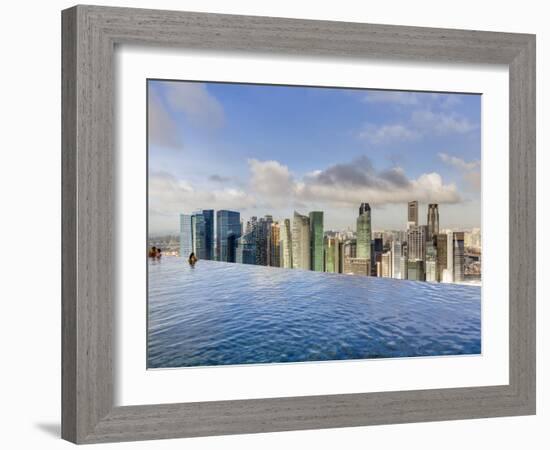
453, 232, 465, 282
280, 218, 292, 269
427, 204, 439, 240
236, 231, 256, 265
191, 213, 207, 260
179, 214, 193, 259
292, 211, 310, 270
309, 211, 324, 271
202, 209, 214, 260
216, 210, 241, 263
356, 203, 371, 260
408, 200, 418, 226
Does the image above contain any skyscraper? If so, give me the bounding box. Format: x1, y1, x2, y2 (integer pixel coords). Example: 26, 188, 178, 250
269, 222, 281, 267
324, 236, 339, 273
436, 233, 448, 282
280, 218, 292, 269
255, 216, 272, 266
381, 251, 392, 278
453, 232, 465, 282
292, 211, 310, 270
407, 260, 425, 281
309, 211, 324, 271
391, 238, 402, 279
202, 209, 215, 260
236, 231, 257, 265
427, 204, 439, 240
216, 210, 241, 263
425, 239, 437, 282
179, 214, 193, 259
408, 200, 418, 226
407, 224, 426, 261
356, 203, 371, 260
191, 212, 207, 259
441, 230, 454, 283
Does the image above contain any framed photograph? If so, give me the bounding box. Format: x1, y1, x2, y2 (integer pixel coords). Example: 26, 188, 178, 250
62, 5, 536, 444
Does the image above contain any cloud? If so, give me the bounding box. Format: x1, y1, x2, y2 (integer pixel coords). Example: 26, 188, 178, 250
148, 171, 256, 232
248, 159, 294, 198
148, 91, 184, 150
209, 174, 232, 183
438, 152, 481, 191
412, 110, 478, 134
358, 124, 420, 144
162, 82, 224, 128
297, 156, 461, 207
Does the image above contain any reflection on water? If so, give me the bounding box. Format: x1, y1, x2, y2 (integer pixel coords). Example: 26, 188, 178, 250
148, 257, 481, 368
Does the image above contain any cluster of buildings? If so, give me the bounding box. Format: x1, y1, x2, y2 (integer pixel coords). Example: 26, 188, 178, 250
179, 201, 481, 284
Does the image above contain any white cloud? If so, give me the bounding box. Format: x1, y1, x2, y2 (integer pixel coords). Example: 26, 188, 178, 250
248, 159, 294, 197
358, 124, 420, 144
412, 110, 478, 134
148, 91, 184, 150
438, 152, 481, 191
162, 82, 224, 128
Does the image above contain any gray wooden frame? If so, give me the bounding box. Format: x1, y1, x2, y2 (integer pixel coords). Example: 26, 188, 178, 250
62, 4, 536, 444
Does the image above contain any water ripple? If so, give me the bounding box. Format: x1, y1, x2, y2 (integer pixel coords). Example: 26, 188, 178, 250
147, 257, 481, 368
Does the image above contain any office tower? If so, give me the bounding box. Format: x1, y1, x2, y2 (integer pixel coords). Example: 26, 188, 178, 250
407, 225, 427, 261
453, 232, 465, 282
179, 214, 193, 259
436, 233, 448, 282
280, 218, 292, 269
465, 228, 482, 251
309, 211, 324, 271
236, 231, 257, 265
356, 203, 371, 260
324, 236, 339, 273
381, 251, 392, 278
255, 216, 272, 266
407, 260, 425, 281
425, 238, 437, 282
338, 240, 344, 273
440, 231, 454, 283
391, 239, 402, 279
408, 200, 418, 226
245, 216, 257, 235
269, 222, 281, 267
372, 237, 383, 276
292, 211, 311, 270
427, 204, 439, 241
216, 210, 241, 263
401, 242, 408, 279
201, 209, 214, 260
191, 213, 207, 259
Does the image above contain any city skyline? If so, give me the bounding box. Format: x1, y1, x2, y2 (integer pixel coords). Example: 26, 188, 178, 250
175, 200, 481, 285
148, 80, 481, 235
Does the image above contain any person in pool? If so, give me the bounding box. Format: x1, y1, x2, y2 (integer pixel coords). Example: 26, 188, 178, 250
148, 246, 157, 258
188, 252, 198, 265
156, 248, 162, 259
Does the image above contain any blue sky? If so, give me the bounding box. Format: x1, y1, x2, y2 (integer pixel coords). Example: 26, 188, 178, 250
148, 80, 481, 235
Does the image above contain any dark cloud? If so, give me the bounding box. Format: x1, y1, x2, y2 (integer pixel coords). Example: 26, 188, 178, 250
209, 174, 232, 183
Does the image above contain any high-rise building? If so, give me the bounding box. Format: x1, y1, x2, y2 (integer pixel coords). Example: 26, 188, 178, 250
202, 209, 215, 260
453, 232, 465, 282
191, 212, 207, 259
280, 218, 292, 269
407, 224, 426, 261
425, 239, 437, 282
408, 200, 418, 226
391, 239, 402, 279
427, 204, 439, 240
255, 216, 273, 266
236, 231, 256, 265
441, 231, 454, 283
309, 211, 324, 271
324, 236, 339, 273
356, 203, 372, 260
269, 222, 281, 267
407, 260, 425, 281
216, 210, 241, 263
372, 237, 383, 276
381, 251, 392, 278
292, 211, 310, 270
436, 233, 448, 282
179, 214, 193, 259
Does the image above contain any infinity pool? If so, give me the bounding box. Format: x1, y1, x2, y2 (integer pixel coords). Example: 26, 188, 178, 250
147, 257, 481, 368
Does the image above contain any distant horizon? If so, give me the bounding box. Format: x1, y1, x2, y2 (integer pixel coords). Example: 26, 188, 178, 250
148, 80, 481, 235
